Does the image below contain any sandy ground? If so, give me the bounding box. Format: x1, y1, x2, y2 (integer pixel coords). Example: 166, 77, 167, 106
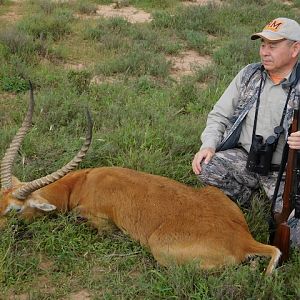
95, 4, 152, 23
167, 50, 212, 81
182, 0, 222, 6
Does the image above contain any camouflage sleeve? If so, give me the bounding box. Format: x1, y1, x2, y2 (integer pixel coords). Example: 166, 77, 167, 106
200, 67, 246, 150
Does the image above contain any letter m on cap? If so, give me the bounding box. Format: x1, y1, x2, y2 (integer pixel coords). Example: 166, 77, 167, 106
264, 20, 283, 32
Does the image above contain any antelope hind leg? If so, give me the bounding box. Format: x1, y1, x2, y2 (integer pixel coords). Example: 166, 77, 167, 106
148, 228, 239, 270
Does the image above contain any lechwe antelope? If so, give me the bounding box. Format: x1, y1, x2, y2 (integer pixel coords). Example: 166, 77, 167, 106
0, 88, 281, 274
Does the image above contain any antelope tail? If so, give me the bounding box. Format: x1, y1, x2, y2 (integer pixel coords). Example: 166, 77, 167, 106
246, 240, 281, 275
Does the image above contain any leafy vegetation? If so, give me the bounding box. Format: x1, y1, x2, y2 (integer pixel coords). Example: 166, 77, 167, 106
0, 0, 300, 299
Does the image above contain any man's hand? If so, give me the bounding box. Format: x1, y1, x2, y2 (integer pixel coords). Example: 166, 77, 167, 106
287, 131, 300, 149
192, 147, 215, 175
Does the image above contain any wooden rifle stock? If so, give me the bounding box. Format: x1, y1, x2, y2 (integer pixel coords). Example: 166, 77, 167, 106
272, 108, 299, 263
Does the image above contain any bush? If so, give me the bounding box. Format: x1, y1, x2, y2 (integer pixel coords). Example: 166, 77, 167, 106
96, 46, 170, 78
77, 0, 98, 15
18, 9, 73, 41
67, 69, 92, 94
181, 30, 211, 55
0, 28, 36, 56
0, 56, 31, 93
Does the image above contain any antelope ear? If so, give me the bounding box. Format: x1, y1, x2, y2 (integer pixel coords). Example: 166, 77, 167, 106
27, 199, 57, 212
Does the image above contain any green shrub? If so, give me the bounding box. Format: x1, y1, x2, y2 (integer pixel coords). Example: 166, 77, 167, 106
0, 76, 29, 93
0, 24, 67, 62
130, 0, 178, 9
18, 9, 73, 41
76, 0, 98, 14
67, 69, 92, 94
84, 17, 131, 41
0, 28, 36, 55
96, 47, 170, 78
37, 0, 58, 14
0, 56, 31, 93
213, 37, 260, 71
153, 4, 229, 35
181, 29, 211, 55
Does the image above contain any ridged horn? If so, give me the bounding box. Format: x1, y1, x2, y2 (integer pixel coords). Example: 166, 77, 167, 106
1, 82, 34, 191
12, 109, 93, 200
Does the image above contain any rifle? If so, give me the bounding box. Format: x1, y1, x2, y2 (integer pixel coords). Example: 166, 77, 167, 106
269, 104, 300, 264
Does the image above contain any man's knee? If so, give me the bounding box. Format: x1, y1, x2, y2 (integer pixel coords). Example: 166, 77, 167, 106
197, 158, 227, 188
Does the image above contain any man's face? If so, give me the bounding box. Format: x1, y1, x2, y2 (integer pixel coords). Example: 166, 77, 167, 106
259, 38, 299, 75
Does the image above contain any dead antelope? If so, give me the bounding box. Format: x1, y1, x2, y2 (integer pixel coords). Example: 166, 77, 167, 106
0, 87, 281, 274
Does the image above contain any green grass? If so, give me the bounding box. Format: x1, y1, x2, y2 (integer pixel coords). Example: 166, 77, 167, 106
0, 0, 300, 299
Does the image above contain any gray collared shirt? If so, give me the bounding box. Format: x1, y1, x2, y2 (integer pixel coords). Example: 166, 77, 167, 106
239, 71, 289, 164
201, 67, 290, 164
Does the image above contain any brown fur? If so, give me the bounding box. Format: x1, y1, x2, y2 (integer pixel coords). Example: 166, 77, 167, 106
0, 166, 280, 274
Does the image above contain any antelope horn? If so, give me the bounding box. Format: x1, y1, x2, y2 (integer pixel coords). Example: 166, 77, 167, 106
1, 82, 34, 191
12, 109, 93, 200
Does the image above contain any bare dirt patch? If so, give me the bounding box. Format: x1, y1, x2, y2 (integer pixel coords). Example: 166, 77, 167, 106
7, 293, 29, 300
64, 63, 86, 71
167, 50, 212, 81
0, 92, 16, 100
38, 254, 55, 272
182, 0, 223, 6
90, 75, 120, 85
0, 0, 25, 23
282, 0, 293, 5
64, 289, 91, 300
0, 11, 22, 23
77, 4, 152, 23
33, 275, 56, 295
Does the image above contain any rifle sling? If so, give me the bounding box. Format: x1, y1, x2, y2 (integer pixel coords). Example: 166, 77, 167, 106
294, 107, 300, 218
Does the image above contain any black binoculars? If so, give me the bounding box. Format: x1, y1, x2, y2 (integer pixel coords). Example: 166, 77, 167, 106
246, 126, 283, 176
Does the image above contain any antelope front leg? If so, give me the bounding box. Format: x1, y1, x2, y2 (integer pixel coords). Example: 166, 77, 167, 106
74, 206, 117, 233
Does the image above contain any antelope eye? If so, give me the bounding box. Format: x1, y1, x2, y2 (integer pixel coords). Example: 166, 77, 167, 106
4, 204, 23, 215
